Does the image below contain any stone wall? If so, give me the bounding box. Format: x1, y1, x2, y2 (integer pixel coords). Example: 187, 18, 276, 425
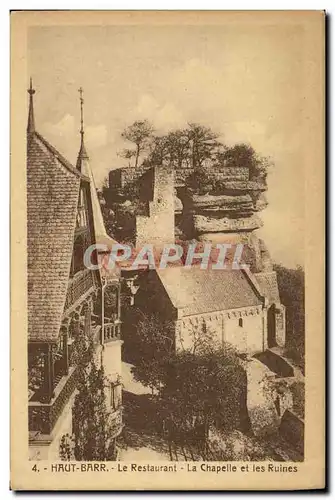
175, 305, 266, 355
224, 307, 265, 354
213, 167, 249, 181
109, 165, 150, 190
245, 359, 280, 437
109, 165, 249, 189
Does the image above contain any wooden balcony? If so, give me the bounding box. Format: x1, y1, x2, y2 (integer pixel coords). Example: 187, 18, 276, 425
29, 365, 79, 436
65, 269, 95, 311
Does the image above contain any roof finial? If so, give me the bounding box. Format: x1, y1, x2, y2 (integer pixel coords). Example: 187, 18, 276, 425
79, 86, 84, 136
76, 86, 89, 171
27, 78, 36, 134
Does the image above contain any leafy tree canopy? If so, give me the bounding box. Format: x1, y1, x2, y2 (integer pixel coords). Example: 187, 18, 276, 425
118, 120, 272, 186
160, 346, 247, 433
119, 120, 154, 168
130, 312, 247, 434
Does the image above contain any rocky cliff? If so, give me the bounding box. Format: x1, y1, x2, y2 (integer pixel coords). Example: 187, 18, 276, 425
106, 162, 280, 297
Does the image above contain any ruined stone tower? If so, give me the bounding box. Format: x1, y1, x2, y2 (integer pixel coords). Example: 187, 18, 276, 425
135, 162, 175, 248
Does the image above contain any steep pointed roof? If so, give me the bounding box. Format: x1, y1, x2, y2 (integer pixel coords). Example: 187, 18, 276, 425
27, 133, 82, 342
27, 83, 117, 342
27, 83, 95, 342
76, 139, 89, 171
82, 158, 116, 246
75, 86, 117, 248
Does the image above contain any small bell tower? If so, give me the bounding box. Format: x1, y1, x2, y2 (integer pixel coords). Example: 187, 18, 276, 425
75, 86, 113, 242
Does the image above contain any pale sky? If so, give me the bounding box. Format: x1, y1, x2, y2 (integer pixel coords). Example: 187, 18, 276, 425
28, 23, 306, 268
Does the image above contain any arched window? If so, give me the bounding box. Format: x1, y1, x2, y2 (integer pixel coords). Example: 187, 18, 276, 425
238, 318, 243, 327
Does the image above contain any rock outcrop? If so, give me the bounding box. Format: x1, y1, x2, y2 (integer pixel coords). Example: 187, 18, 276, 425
193, 214, 263, 234
106, 161, 286, 349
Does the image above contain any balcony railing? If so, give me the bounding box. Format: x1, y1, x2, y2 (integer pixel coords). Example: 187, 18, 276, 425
65, 269, 94, 310
104, 320, 121, 343
28, 366, 79, 435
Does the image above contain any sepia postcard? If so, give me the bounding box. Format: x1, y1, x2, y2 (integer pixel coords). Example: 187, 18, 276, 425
10, 10, 325, 491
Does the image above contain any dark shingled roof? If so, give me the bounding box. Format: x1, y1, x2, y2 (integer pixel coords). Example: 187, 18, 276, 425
157, 267, 262, 317
27, 132, 83, 342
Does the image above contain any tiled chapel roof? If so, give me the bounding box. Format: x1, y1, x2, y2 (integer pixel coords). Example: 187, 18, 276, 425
157, 267, 263, 317
254, 271, 281, 304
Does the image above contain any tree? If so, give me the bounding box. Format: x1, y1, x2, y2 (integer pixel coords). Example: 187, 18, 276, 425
274, 264, 305, 371
146, 123, 221, 171
182, 317, 218, 355
120, 120, 154, 168
165, 129, 192, 168
184, 167, 213, 193
110, 121, 273, 242
145, 134, 170, 166
131, 313, 174, 394
187, 123, 221, 170
71, 362, 117, 460
160, 346, 247, 437
146, 129, 191, 169
117, 121, 272, 183
59, 335, 118, 461
215, 143, 272, 182
98, 175, 137, 243
130, 311, 247, 438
